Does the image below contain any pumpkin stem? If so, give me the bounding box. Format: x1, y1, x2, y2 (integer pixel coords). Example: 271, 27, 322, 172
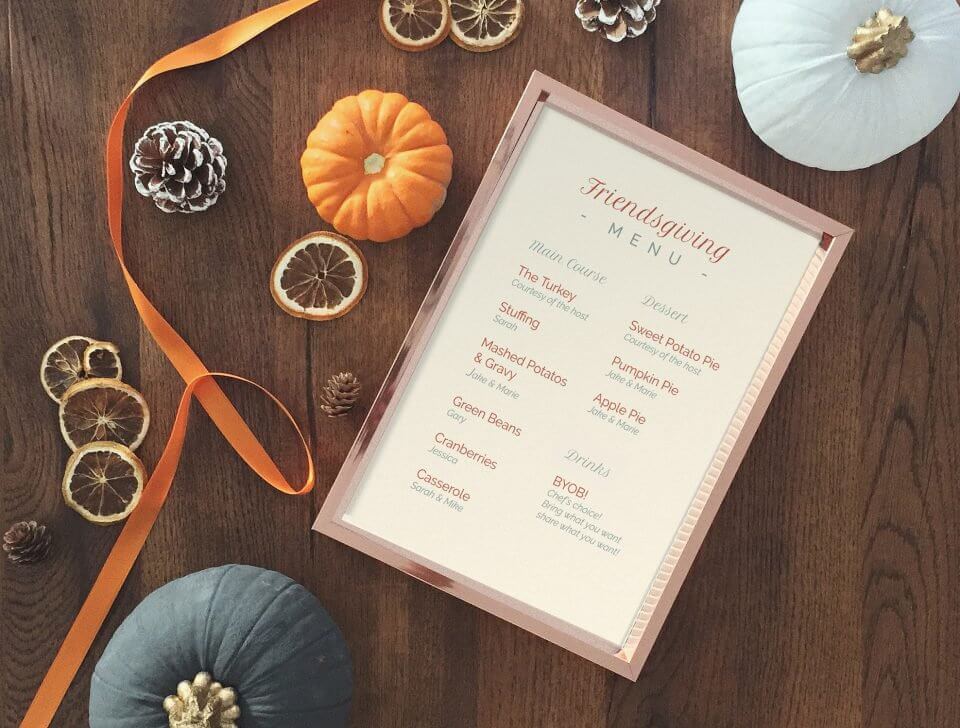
163, 672, 241, 728
364, 152, 386, 174
847, 8, 914, 74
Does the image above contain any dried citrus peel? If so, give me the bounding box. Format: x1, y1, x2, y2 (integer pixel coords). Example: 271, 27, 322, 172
83, 341, 123, 380
58, 378, 151, 453
40, 336, 123, 402
62, 442, 146, 525
449, 0, 524, 52
270, 232, 368, 320
379, 0, 452, 51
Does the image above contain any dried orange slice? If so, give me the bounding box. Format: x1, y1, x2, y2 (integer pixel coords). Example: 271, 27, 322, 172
41, 336, 94, 402
380, 0, 451, 51
59, 378, 150, 452
270, 232, 368, 321
62, 441, 145, 524
449, 0, 524, 52
40, 336, 124, 402
83, 341, 123, 380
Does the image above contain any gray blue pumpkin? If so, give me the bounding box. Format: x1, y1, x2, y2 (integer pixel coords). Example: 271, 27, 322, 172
89, 565, 352, 727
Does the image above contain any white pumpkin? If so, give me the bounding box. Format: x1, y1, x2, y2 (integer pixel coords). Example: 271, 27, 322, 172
731, 0, 960, 171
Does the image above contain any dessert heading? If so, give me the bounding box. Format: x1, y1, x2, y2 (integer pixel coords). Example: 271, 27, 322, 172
580, 177, 731, 264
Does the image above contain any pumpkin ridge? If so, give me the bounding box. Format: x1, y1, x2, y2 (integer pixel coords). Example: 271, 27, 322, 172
736, 54, 844, 95
914, 8, 960, 31
374, 92, 420, 138
387, 173, 445, 226
306, 172, 365, 192
731, 40, 837, 52
359, 90, 405, 146
307, 180, 359, 216
305, 168, 365, 191
215, 580, 300, 679
301, 158, 363, 184
334, 207, 369, 242
334, 178, 375, 239
302, 147, 357, 165
373, 93, 408, 146
380, 181, 416, 232
355, 91, 384, 141
388, 100, 431, 137
249, 694, 353, 717
372, 180, 413, 219
383, 122, 445, 156
389, 146, 455, 184
91, 671, 165, 705
388, 165, 448, 193
331, 95, 366, 133
770, 0, 835, 25
308, 120, 366, 159
200, 565, 236, 668
238, 622, 338, 695
339, 95, 382, 162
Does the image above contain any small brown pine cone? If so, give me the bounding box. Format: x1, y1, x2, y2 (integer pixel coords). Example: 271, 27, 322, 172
3, 521, 52, 565
320, 372, 361, 417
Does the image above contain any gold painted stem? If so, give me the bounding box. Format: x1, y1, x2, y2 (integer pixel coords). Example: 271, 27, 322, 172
847, 8, 915, 74
162, 672, 241, 728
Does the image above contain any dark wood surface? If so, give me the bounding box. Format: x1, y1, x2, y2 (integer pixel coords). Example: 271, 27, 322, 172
2, 1, 958, 726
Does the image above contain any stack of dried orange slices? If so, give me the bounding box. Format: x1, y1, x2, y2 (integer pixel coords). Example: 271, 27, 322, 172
379, 0, 524, 53
40, 337, 150, 525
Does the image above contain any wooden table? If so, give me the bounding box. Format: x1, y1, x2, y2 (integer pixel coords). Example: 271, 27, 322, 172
2, 1, 958, 726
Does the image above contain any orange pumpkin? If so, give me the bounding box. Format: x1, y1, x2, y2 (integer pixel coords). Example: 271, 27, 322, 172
300, 90, 453, 243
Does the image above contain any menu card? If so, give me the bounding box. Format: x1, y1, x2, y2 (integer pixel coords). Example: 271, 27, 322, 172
316, 73, 851, 678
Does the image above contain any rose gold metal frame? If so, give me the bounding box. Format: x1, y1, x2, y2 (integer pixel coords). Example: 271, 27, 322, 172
314, 71, 853, 680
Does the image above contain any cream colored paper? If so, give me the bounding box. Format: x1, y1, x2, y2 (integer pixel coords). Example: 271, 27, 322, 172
342, 107, 821, 646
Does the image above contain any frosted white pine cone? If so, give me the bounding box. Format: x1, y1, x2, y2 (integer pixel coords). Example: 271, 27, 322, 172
129, 121, 227, 214
575, 0, 660, 42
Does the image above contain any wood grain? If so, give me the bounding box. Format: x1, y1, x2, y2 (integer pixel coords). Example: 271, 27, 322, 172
1, 1, 958, 726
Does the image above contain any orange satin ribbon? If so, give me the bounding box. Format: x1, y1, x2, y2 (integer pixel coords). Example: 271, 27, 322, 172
23, 1, 321, 725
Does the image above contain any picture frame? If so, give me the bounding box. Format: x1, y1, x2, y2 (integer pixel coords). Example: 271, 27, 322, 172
314, 71, 853, 679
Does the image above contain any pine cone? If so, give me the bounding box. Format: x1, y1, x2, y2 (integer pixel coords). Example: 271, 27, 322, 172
3, 521, 52, 565
129, 121, 227, 213
576, 0, 660, 42
320, 372, 361, 417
